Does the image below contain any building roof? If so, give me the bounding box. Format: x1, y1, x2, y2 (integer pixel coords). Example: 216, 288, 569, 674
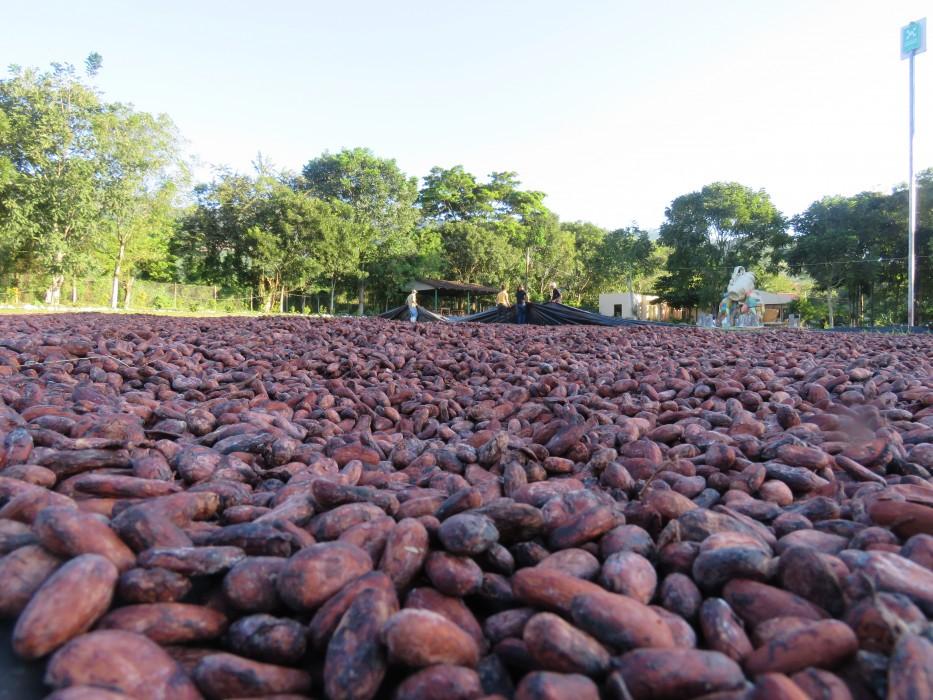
404, 279, 498, 294
755, 290, 798, 305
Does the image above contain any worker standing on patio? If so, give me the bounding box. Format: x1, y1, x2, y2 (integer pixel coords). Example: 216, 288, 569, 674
496, 284, 511, 322
406, 289, 418, 323
515, 284, 527, 324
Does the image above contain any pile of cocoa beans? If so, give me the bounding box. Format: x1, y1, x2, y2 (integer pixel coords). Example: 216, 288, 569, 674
0, 313, 932, 700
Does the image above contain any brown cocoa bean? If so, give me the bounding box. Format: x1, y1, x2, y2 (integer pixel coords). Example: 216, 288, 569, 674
277, 541, 372, 611
45, 630, 201, 700
382, 608, 480, 668
193, 652, 312, 699
13, 554, 117, 659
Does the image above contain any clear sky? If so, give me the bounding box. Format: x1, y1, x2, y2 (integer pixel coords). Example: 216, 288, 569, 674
2, 0, 931, 230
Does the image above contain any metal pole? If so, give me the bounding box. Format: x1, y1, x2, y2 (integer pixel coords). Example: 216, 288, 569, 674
907, 51, 917, 327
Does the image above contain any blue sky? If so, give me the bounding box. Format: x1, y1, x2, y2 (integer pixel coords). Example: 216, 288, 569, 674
2, 1, 930, 229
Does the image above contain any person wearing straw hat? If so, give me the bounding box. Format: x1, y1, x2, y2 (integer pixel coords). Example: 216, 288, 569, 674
496, 284, 511, 322
406, 289, 418, 323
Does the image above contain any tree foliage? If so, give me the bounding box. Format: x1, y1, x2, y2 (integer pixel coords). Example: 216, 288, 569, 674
655, 182, 788, 311
0, 62, 104, 301
0, 57, 182, 307
2, 60, 930, 324
300, 148, 419, 313
787, 174, 932, 326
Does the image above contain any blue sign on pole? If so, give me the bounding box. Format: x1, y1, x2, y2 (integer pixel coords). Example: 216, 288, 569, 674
901, 18, 926, 58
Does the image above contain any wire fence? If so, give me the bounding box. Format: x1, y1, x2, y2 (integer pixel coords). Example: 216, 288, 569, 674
0, 275, 407, 316
0, 275, 244, 313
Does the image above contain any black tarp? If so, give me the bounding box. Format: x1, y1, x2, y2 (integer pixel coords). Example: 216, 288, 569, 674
379, 305, 448, 322
453, 302, 666, 327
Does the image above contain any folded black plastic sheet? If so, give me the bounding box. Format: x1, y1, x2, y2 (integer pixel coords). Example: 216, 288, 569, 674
378, 304, 448, 322
455, 302, 666, 327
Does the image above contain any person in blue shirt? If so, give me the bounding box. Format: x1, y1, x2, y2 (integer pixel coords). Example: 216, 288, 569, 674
515, 285, 528, 324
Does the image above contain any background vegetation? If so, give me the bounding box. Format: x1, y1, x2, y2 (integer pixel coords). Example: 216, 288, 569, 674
1, 58, 930, 325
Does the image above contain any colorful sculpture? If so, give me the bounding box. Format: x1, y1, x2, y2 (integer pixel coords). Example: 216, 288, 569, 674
718, 266, 762, 327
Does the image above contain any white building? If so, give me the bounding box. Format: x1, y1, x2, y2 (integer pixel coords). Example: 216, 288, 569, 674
599, 290, 798, 324
599, 292, 668, 321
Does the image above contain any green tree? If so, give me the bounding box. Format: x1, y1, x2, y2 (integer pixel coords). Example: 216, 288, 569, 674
655, 183, 788, 311
525, 213, 571, 299
486, 172, 552, 286
177, 165, 327, 312
419, 166, 492, 222
788, 196, 864, 327
173, 170, 259, 295
95, 105, 183, 308
369, 226, 444, 311
248, 184, 324, 312
420, 166, 554, 290
305, 199, 358, 313
788, 178, 932, 327
594, 227, 661, 314
561, 221, 605, 306
0, 61, 104, 303
300, 148, 419, 313
84, 53, 103, 78
439, 220, 520, 285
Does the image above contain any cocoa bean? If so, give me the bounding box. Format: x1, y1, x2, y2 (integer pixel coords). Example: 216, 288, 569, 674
514, 671, 600, 700
13, 554, 117, 659
379, 517, 429, 591
193, 652, 312, 699
223, 556, 286, 612
324, 586, 398, 700
382, 608, 480, 668
395, 664, 484, 700
744, 620, 858, 675
33, 506, 135, 571
45, 629, 201, 700
699, 598, 753, 663
613, 648, 746, 700
117, 567, 192, 604
97, 602, 227, 644
523, 612, 610, 676
276, 541, 372, 611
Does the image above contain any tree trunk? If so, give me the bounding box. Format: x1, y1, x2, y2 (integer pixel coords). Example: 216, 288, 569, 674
44, 274, 64, 306
258, 277, 278, 313
627, 274, 636, 319
279, 287, 285, 314
524, 247, 531, 288
357, 278, 365, 316
330, 277, 336, 315
827, 290, 835, 328
45, 249, 65, 306
110, 241, 125, 310
71, 277, 78, 305
123, 277, 135, 309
